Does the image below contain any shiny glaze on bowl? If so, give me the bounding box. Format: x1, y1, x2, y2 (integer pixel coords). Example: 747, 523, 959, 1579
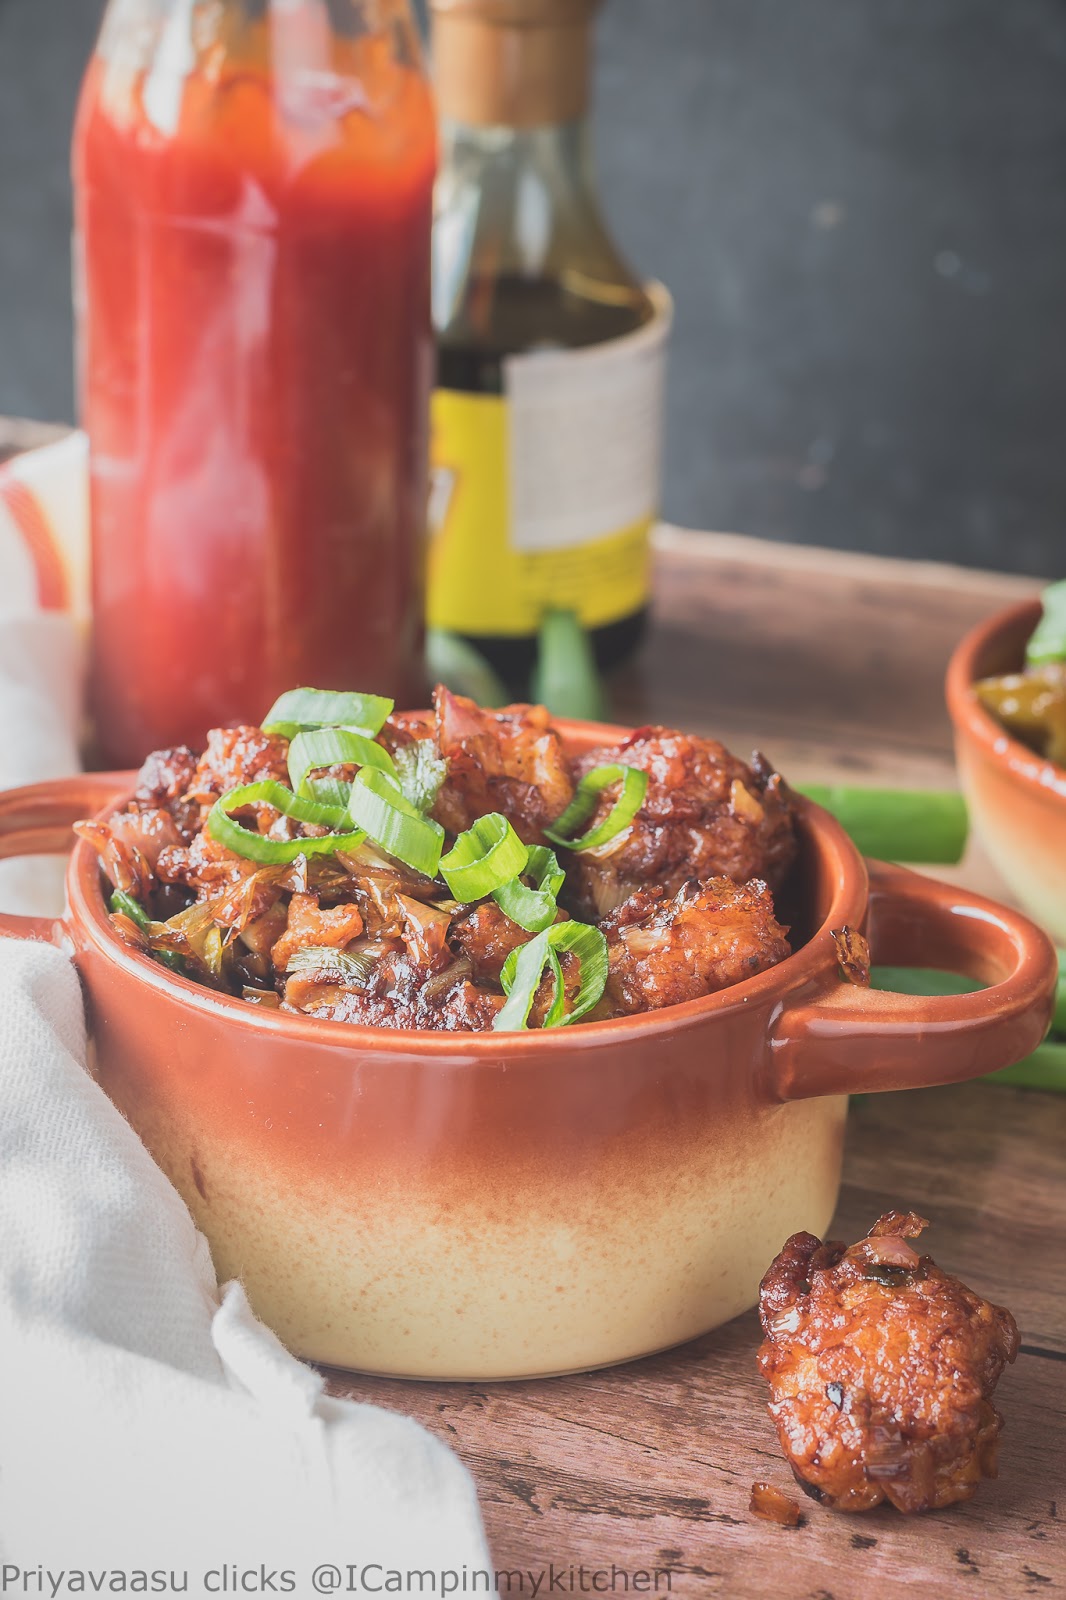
946, 600, 1066, 945
0, 720, 1055, 1378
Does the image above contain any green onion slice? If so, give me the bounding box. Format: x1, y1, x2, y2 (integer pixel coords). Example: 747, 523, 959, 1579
109, 891, 184, 971
798, 784, 968, 865
393, 739, 448, 815
1026, 579, 1066, 666
305, 775, 353, 811
287, 728, 396, 798
494, 921, 609, 1031
208, 782, 366, 864
440, 814, 530, 901
262, 687, 393, 739
492, 844, 565, 933
346, 768, 445, 879
544, 764, 648, 852
110, 888, 149, 931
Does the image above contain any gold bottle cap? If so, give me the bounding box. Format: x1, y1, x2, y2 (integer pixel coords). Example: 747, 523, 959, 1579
429, 0, 600, 129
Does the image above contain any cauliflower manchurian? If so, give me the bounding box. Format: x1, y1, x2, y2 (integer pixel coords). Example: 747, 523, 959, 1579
757, 1212, 1019, 1514
565, 727, 795, 919
79, 687, 799, 1032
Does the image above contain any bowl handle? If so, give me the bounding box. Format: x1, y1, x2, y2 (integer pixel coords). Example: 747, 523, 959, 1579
769, 859, 1058, 1099
0, 773, 134, 943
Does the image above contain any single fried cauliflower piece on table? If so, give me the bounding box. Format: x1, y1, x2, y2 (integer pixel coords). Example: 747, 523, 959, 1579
757, 1211, 1019, 1514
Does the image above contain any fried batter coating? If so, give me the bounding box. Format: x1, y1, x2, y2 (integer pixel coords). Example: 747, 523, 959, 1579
449, 902, 542, 984
566, 730, 796, 918
131, 746, 201, 839
428, 687, 575, 845
749, 1482, 804, 1527
185, 725, 291, 806
269, 892, 364, 972
601, 877, 790, 1014
757, 1212, 1019, 1514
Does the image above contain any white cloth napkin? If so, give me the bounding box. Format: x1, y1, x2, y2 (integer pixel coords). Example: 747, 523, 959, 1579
0, 450, 491, 1581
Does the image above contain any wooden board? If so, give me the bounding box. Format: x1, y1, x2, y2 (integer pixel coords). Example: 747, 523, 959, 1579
325, 528, 1061, 1597
335, 1083, 1065, 1600
3, 419, 1061, 1596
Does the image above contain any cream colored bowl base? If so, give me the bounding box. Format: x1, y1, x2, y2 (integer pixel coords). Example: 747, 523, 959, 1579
143, 1093, 846, 1381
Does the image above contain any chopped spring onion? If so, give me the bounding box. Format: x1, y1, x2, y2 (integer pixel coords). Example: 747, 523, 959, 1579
492, 844, 565, 933
1026, 579, 1066, 666
262, 687, 393, 739
305, 775, 355, 811
346, 767, 445, 879
530, 607, 608, 723
495, 936, 563, 1031
208, 782, 366, 864
110, 888, 149, 931
109, 890, 185, 972
440, 814, 530, 901
544, 764, 649, 852
494, 921, 610, 1031
393, 738, 448, 815
287, 727, 396, 797
798, 785, 968, 865
285, 946, 378, 984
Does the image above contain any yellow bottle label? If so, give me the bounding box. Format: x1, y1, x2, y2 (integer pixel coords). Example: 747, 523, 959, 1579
428, 286, 672, 637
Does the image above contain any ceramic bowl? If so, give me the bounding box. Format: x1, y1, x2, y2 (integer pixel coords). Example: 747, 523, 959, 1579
946, 599, 1066, 945
0, 720, 1056, 1380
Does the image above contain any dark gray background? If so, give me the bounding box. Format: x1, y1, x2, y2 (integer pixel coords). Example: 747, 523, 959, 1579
1, 0, 1063, 575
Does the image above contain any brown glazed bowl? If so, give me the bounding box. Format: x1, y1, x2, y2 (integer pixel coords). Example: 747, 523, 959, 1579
947, 599, 1066, 945
0, 720, 1056, 1381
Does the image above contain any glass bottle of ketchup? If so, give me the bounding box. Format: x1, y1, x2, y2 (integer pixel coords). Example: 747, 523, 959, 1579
73, 0, 435, 769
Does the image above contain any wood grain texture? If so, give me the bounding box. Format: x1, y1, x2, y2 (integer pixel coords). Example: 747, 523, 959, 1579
613, 526, 1043, 789
328, 1085, 1066, 1599
2, 419, 1060, 1596
324, 525, 1060, 1598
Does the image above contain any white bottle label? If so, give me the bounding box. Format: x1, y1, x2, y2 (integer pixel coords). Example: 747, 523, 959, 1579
428, 283, 672, 637
505, 283, 672, 554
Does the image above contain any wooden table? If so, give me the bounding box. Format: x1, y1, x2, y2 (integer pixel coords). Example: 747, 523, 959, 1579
333, 535, 1064, 1598
5, 420, 1064, 1596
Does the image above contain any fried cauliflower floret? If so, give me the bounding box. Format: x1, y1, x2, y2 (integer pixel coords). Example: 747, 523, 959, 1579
184, 725, 291, 806
565, 729, 796, 918
757, 1212, 1019, 1514
269, 892, 364, 972
131, 745, 201, 839
600, 877, 790, 1014
428, 687, 575, 845
449, 902, 543, 984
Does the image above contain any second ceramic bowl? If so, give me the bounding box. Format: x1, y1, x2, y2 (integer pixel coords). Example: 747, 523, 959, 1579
947, 599, 1066, 945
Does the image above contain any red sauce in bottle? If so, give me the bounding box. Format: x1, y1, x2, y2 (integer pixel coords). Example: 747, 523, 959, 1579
73, 16, 435, 767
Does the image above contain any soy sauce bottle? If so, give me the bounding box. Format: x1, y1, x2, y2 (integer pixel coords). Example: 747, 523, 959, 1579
427, 0, 671, 692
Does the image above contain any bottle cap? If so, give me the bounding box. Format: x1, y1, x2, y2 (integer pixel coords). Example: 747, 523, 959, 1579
429, 0, 600, 128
